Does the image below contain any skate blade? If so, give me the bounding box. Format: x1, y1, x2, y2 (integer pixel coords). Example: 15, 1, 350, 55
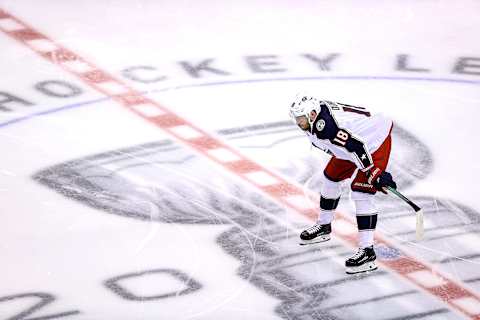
299, 235, 331, 246
345, 261, 378, 274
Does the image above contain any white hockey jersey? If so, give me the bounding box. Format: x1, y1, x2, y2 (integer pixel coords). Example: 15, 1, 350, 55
306, 101, 392, 171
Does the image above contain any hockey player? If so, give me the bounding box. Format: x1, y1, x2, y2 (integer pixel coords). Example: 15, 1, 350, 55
289, 94, 397, 274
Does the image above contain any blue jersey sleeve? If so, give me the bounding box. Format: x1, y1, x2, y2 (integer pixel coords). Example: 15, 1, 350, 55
311, 103, 374, 171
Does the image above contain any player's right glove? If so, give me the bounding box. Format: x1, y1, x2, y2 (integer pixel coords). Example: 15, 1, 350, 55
367, 166, 397, 194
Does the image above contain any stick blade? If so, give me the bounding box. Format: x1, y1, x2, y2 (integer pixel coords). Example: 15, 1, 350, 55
416, 209, 424, 240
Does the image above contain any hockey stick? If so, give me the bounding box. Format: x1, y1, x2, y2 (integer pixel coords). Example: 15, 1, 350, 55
385, 186, 424, 240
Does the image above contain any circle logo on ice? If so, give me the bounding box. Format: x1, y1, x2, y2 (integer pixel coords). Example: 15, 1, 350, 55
316, 119, 326, 131
376, 244, 401, 260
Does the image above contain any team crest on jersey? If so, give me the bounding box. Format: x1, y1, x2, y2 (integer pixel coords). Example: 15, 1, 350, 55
316, 119, 326, 131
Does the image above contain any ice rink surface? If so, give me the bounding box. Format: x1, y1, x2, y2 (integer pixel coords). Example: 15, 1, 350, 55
1, 1, 480, 319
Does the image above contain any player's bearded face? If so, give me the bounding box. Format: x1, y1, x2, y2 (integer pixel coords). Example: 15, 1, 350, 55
295, 115, 310, 131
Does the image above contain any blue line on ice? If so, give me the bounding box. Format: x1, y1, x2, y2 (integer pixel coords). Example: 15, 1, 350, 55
0, 75, 478, 129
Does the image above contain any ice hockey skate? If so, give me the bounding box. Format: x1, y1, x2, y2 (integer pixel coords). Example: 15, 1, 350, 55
345, 246, 378, 274
299, 223, 331, 245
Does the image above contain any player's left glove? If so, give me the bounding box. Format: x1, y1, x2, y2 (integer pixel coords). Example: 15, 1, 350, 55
367, 166, 397, 194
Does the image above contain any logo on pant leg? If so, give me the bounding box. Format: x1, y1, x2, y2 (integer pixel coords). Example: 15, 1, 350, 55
353, 182, 374, 189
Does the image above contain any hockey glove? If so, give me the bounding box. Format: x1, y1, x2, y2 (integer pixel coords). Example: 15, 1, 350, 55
367, 167, 397, 194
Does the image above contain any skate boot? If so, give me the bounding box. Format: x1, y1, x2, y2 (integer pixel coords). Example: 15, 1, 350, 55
345, 246, 377, 274
299, 223, 331, 245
